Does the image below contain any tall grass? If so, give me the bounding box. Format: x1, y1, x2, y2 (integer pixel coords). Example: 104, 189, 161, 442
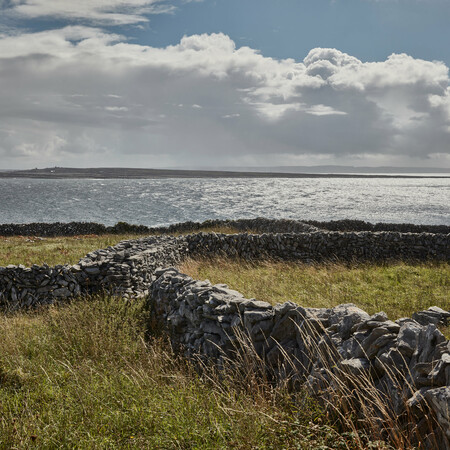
0, 295, 368, 449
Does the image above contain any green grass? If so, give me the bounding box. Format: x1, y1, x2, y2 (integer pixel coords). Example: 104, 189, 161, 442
0, 234, 146, 267
0, 226, 239, 267
180, 257, 450, 321
0, 296, 363, 449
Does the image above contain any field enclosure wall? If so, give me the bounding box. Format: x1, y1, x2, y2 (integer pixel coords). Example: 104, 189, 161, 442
0, 217, 449, 237
0, 219, 449, 308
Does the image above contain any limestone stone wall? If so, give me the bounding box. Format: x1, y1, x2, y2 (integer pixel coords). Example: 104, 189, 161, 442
0, 264, 80, 309
149, 268, 450, 448
75, 236, 188, 299
0, 236, 187, 309
0, 221, 108, 237
304, 219, 450, 234
152, 218, 320, 234
186, 230, 450, 261
1, 218, 449, 237
1, 225, 449, 309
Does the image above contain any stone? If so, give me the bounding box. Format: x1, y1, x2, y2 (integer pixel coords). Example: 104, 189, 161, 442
406, 387, 431, 413
248, 300, 272, 309
338, 311, 368, 339
251, 319, 274, 338
273, 301, 298, 316
413, 307, 450, 327
244, 310, 273, 324
328, 304, 370, 327
270, 311, 302, 342
215, 303, 236, 314
424, 387, 450, 440
365, 333, 397, 359
201, 321, 227, 341
370, 311, 389, 322
397, 322, 422, 358
359, 326, 392, 357
414, 325, 446, 364
52, 287, 72, 297
427, 353, 450, 386
375, 347, 405, 376
339, 358, 372, 376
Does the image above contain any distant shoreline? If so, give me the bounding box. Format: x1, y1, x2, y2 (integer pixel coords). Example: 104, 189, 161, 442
1, 167, 449, 179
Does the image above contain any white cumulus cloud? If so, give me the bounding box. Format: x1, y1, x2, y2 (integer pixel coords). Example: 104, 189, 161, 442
0, 29, 448, 168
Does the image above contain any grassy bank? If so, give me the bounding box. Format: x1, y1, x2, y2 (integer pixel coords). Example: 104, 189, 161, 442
180, 257, 450, 328
0, 296, 364, 449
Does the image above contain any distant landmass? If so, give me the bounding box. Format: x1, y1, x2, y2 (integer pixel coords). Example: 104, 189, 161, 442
0, 166, 449, 179
186, 165, 450, 175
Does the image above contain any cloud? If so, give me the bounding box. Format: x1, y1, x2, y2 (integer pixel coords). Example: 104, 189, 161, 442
2, 0, 175, 25
430, 87, 450, 130
0, 28, 449, 168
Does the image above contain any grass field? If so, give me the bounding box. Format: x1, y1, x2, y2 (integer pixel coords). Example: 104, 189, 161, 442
0, 234, 448, 447
0, 296, 365, 449
0, 226, 238, 267
0, 234, 143, 267
180, 257, 450, 321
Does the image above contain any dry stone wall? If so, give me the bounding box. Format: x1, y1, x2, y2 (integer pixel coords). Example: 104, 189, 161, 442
1, 218, 449, 237
0, 236, 188, 309
304, 219, 450, 234
153, 218, 320, 234
0, 222, 449, 309
0, 264, 81, 309
75, 236, 188, 298
0, 221, 108, 237
186, 230, 450, 261
149, 268, 450, 448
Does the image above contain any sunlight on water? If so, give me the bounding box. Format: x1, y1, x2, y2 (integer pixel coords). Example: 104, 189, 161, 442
0, 178, 448, 226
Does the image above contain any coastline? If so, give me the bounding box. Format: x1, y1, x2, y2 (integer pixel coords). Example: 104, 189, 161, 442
1, 167, 449, 179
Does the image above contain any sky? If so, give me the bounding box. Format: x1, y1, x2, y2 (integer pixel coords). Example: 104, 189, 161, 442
0, 0, 450, 170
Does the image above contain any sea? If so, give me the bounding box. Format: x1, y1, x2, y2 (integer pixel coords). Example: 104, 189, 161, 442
0, 177, 449, 226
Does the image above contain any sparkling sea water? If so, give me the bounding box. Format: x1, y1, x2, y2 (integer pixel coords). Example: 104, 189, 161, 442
0, 177, 448, 226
